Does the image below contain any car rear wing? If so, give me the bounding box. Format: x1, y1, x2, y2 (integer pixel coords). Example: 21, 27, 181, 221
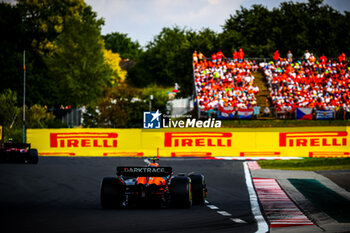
117, 166, 172, 177
3, 143, 31, 150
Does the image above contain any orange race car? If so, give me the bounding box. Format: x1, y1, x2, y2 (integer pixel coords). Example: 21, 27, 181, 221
100, 157, 207, 209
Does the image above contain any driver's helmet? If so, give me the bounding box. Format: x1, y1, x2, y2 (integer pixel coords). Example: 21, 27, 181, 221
148, 162, 159, 167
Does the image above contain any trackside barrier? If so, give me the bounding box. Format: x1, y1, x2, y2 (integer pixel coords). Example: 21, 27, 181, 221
27, 127, 350, 157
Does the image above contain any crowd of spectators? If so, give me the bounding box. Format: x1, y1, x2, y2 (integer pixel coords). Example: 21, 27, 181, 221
193, 50, 259, 114
262, 50, 350, 119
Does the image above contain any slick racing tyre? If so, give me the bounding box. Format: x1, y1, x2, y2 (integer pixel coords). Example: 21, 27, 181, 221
170, 176, 192, 208
27, 149, 39, 164
100, 177, 125, 209
189, 174, 206, 205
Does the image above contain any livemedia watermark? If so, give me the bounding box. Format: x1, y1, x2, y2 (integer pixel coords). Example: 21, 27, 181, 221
143, 110, 221, 129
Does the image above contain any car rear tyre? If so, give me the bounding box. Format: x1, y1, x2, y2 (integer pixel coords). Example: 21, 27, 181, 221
100, 177, 125, 209
27, 149, 39, 164
170, 176, 192, 208
189, 174, 206, 205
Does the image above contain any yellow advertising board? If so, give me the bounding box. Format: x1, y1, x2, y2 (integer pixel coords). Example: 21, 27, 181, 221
27, 126, 350, 158
0, 125, 2, 141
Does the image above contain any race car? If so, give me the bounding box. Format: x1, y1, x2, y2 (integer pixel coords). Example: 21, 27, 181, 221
100, 158, 207, 209
0, 142, 39, 164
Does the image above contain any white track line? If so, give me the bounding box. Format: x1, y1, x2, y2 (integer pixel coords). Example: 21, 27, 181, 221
217, 211, 232, 216
231, 218, 247, 224
206, 202, 245, 223
243, 162, 269, 233
207, 205, 219, 210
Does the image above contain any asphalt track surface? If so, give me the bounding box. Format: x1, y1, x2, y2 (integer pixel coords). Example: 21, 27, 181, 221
0, 157, 258, 233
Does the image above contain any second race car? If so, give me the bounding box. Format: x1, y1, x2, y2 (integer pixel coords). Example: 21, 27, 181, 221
0, 142, 39, 164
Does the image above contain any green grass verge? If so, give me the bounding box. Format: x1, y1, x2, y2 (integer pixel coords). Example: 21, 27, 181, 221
289, 178, 350, 222
221, 119, 350, 128
258, 158, 350, 171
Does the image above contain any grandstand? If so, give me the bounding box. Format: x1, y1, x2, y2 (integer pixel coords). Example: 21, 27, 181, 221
262, 55, 350, 120
193, 51, 260, 119
193, 51, 350, 120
